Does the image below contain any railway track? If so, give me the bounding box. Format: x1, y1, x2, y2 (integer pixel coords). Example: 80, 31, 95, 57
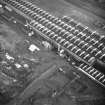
1, 0, 105, 88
